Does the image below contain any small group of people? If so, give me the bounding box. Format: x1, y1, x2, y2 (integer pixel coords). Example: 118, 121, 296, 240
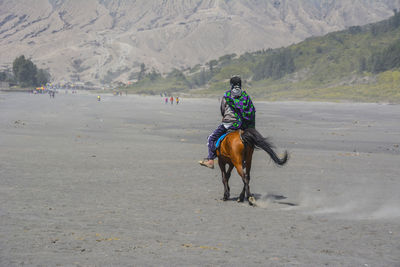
199, 75, 256, 169
113, 91, 127, 96
165, 96, 180, 105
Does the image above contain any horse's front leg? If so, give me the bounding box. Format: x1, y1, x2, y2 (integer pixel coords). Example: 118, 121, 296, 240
218, 159, 230, 201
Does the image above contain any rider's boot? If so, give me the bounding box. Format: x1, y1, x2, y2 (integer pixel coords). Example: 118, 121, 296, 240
199, 159, 214, 169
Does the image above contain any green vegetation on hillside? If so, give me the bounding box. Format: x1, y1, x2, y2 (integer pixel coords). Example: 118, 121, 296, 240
12, 55, 50, 87
125, 11, 400, 102
1, 55, 51, 89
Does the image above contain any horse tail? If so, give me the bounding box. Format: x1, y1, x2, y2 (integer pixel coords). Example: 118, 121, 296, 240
241, 128, 288, 166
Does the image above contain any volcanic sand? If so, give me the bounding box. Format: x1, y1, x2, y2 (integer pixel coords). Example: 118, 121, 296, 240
0, 92, 399, 266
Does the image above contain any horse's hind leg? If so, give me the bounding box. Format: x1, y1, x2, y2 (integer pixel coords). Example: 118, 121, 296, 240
218, 159, 231, 201
242, 172, 254, 205
237, 154, 254, 204
239, 184, 246, 203
245, 150, 255, 205
226, 163, 234, 198
234, 164, 250, 203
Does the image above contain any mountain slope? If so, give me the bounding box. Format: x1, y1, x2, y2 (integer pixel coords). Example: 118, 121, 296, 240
127, 12, 400, 102
1, 0, 400, 85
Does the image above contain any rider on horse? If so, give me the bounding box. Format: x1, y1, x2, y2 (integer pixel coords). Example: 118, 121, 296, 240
199, 75, 256, 169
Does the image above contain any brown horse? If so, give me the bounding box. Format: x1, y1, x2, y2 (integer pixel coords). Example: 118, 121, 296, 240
216, 128, 288, 205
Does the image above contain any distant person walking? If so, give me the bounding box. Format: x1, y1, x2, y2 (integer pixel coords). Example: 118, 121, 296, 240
165, 97, 168, 104
97, 95, 101, 101
176, 97, 180, 104
170, 96, 174, 105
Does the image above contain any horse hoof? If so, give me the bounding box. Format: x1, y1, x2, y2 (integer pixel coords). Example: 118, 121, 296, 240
248, 196, 256, 205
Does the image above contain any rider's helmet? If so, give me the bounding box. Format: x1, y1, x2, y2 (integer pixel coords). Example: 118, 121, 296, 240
230, 75, 241, 88
230, 75, 242, 97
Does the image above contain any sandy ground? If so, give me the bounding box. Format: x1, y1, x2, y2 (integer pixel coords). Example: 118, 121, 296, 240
0, 91, 399, 266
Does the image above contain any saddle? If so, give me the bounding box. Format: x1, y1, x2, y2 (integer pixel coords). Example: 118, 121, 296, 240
215, 129, 244, 149
215, 133, 228, 149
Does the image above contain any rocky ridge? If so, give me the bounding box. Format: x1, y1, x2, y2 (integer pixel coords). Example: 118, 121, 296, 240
1, 0, 400, 85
